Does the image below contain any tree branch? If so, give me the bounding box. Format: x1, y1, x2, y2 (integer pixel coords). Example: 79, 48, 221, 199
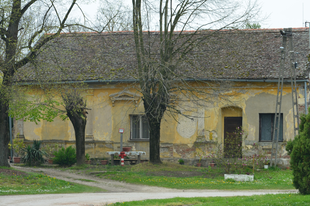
21, 0, 37, 16
15, 0, 77, 69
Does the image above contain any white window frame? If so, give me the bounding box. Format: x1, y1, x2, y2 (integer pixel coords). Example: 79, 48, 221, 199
130, 115, 149, 139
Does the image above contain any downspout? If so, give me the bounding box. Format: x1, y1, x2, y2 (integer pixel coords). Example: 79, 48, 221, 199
9, 115, 13, 163
306, 78, 308, 115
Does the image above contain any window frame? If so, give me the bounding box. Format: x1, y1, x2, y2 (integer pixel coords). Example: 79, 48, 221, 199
259, 113, 283, 142
130, 115, 150, 140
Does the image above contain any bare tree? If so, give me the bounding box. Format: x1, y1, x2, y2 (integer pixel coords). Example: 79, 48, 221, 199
96, 0, 133, 32
132, 0, 260, 163
0, 0, 79, 167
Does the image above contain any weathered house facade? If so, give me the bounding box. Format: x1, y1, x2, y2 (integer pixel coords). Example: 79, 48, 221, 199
13, 28, 310, 165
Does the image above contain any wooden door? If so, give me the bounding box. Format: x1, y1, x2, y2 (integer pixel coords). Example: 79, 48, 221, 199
224, 117, 242, 158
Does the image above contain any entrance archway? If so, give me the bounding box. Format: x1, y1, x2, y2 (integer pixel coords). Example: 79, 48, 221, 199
221, 107, 242, 158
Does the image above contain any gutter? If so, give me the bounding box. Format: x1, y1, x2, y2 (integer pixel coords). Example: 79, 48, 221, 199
16, 78, 309, 85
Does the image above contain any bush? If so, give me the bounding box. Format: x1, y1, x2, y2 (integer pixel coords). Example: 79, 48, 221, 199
285, 139, 295, 155
53, 146, 76, 166
290, 112, 310, 194
22, 140, 47, 166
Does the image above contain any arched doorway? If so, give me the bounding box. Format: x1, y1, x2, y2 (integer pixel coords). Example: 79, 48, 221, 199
221, 107, 242, 158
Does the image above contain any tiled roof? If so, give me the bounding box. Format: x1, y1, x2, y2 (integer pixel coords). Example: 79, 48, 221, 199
16, 28, 310, 82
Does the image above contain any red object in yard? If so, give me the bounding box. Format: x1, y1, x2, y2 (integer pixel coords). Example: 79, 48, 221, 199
122, 147, 131, 152
119, 151, 126, 166
14, 157, 21, 163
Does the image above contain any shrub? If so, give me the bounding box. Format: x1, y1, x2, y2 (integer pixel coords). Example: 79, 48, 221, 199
22, 140, 47, 166
290, 112, 310, 194
8, 138, 26, 157
53, 146, 76, 166
206, 127, 267, 174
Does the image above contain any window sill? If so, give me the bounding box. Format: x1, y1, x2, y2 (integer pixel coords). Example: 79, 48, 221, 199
128, 139, 149, 142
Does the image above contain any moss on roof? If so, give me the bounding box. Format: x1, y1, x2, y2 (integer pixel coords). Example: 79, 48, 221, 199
16, 28, 310, 83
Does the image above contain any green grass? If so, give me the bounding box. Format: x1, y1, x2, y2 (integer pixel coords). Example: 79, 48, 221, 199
92, 163, 295, 190
111, 194, 309, 206
0, 167, 105, 195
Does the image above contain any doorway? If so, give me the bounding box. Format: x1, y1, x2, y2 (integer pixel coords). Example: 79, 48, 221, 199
224, 117, 242, 158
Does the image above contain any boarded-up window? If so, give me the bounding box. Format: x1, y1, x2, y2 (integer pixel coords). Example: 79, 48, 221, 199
259, 113, 283, 142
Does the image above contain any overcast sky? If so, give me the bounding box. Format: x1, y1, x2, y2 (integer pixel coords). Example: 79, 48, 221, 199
80, 0, 310, 29
260, 0, 310, 28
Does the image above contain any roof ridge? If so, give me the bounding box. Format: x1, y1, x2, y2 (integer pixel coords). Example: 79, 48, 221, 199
45, 27, 309, 36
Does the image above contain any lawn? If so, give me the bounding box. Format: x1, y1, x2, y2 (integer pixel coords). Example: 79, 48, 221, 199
110, 194, 310, 206
0, 166, 106, 195
66, 162, 295, 190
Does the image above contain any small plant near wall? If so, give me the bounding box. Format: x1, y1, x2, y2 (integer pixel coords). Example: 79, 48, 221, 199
178, 159, 184, 165
85, 153, 90, 161
8, 138, 25, 158
43, 144, 59, 159
53, 146, 76, 166
22, 140, 47, 166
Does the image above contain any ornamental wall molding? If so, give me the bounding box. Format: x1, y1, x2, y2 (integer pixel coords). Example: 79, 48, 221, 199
109, 91, 141, 107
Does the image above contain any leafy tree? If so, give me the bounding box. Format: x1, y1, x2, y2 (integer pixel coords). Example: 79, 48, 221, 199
61, 88, 88, 165
131, 0, 260, 163
0, 0, 79, 167
244, 21, 261, 29
290, 111, 310, 194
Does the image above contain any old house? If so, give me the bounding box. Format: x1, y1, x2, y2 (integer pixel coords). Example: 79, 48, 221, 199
12, 28, 310, 165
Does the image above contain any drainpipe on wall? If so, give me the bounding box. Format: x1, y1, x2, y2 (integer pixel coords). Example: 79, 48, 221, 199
305, 82, 308, 114
9, 115, 13, 163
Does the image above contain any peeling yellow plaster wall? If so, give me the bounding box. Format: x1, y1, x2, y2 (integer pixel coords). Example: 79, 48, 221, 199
20, 81, 303, 159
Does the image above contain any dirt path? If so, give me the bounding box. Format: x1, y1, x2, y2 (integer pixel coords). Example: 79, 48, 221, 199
12, 165, 179, 193
6, 165, 298, 206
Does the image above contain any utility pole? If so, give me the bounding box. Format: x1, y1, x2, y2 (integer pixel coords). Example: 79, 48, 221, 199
271, 28, 301, 167
305, 22, 310, 49
270, 28, 287, 167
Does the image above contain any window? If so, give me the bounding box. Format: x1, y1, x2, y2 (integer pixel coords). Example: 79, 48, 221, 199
130, 115, 150, 139
259, 113, 283, 142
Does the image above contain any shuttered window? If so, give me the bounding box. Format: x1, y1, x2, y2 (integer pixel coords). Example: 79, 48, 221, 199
259, 113, 283, 142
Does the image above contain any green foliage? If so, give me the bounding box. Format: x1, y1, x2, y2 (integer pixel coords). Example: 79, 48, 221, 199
178, 159, 184, 164
244, 22, 261, 29
285, 139, 295, 155
22, 140, 47, 166
9, 99, 62, 124
85, 153, 90, 161
42, 144, 60, 158
290, 112, 310, 194
53, 146, 77, 166
8, 138, 25, 157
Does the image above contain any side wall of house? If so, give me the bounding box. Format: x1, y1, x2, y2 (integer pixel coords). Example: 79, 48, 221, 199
13, 81, 308, 166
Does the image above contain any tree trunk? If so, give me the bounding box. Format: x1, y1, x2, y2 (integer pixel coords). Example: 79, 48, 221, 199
0, 98, 10, 167
67, 115, 86, 165
148, 119, 162, 164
